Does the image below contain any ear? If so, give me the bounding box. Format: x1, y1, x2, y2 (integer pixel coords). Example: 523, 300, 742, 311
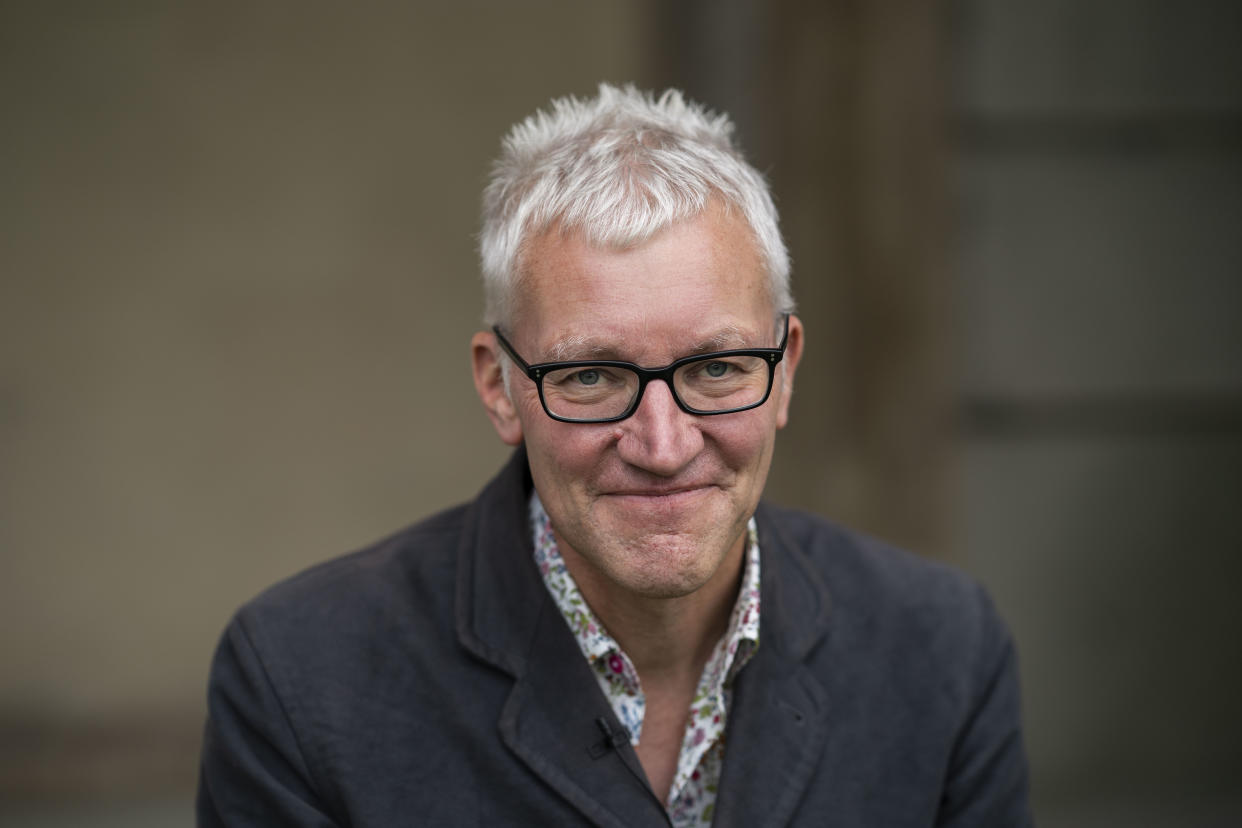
471, 331, 524, 446
774, 314, 803, 430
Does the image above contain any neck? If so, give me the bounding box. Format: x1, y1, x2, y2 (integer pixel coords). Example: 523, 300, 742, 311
557, 532, 747, 685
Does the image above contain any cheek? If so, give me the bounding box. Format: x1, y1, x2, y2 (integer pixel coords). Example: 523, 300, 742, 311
520, 403, 613, 476
708, 411, 777, 467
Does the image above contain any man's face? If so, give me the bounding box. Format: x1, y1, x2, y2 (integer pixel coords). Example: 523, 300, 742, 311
475, 206, 802, 601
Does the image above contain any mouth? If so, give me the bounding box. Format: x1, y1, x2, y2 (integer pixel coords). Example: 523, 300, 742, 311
602, 484, 718, 505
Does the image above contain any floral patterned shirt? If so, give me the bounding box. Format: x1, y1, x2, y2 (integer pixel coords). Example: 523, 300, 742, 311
530, 492, 761, 827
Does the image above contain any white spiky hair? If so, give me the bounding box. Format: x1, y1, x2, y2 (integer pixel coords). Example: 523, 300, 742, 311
479, 83, 793, 326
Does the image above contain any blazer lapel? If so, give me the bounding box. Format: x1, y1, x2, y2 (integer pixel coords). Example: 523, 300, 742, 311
455, 447, 668, 827
498, 598, 668, 828
712, 506, 834, 828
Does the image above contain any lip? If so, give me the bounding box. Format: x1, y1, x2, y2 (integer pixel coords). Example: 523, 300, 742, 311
602, 484, 717, 502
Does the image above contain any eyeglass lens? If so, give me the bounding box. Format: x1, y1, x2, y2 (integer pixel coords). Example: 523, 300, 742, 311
539, 354, 771, 420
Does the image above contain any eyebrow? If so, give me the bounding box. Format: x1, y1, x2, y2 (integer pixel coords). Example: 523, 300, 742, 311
543, 325, 752, 363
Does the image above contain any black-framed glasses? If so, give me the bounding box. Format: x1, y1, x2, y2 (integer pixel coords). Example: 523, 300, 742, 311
492, 314, 790, 424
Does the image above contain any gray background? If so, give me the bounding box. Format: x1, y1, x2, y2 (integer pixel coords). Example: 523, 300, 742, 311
2, 1, 1239, 825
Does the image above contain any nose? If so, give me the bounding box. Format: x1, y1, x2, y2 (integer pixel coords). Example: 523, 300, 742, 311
614, 379, 704, 476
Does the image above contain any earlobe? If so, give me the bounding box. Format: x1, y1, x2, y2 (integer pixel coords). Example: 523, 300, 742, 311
775, 315, 804, 429
471, 331, 524, 446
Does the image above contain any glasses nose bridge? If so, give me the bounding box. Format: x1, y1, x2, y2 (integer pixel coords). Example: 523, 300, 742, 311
630, 363, 688, 417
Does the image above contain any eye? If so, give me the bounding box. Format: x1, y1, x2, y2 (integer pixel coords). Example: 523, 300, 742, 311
574, 369, 601, 386
703, 361, 730, 378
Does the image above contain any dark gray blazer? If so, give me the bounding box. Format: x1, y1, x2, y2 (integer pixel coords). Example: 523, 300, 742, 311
198, 448, 1032, 826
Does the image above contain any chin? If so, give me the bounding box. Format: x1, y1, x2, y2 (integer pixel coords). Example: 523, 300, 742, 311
602, 530, 736, 599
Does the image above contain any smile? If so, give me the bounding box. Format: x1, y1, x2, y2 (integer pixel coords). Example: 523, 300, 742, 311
602, 485, 718, 505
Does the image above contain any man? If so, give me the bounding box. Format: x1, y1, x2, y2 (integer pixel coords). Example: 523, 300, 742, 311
198, 84, 1031, 827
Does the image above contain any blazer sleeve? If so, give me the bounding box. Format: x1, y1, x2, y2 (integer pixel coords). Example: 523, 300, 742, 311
197, 614, 342, 827
936, 584, 1034, 828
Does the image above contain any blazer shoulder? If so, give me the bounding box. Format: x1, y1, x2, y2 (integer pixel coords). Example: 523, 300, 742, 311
230, 501, 471, 647
758, 501, 1007, 651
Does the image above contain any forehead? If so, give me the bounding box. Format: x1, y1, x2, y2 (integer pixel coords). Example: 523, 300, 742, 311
514, 208, 773, 356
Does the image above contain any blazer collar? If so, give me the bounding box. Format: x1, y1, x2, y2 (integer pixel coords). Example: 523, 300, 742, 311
710, 503, 834, 827
454, 445, 543, 675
